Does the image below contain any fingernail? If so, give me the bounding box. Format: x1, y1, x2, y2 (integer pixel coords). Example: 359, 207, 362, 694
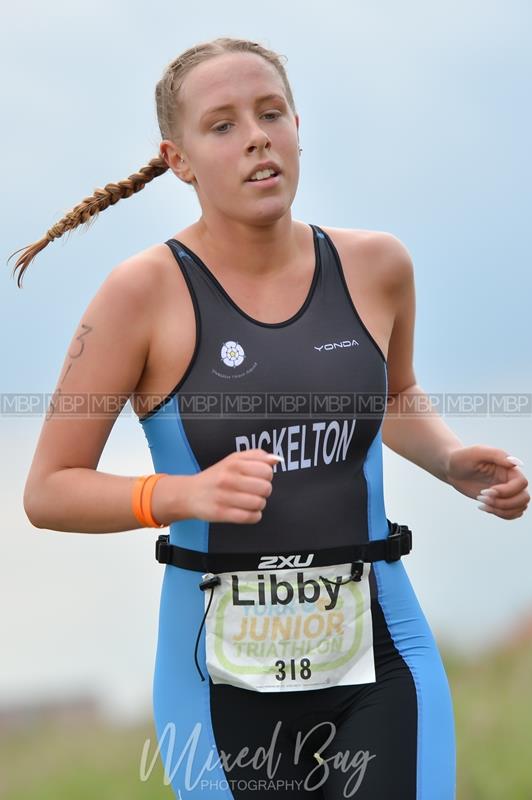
506, 456, 524, 466
271, 454, 285, 463
478, 503, 489, 512
476, 494, 494, 503
480, 488, 497, 496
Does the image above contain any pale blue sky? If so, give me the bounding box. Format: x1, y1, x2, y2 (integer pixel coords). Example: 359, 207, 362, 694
1, 0, 530, 720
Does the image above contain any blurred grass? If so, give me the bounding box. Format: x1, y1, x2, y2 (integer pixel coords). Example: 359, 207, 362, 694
444, 638, 532, 799
1, 639, 531, 799
0, 717, 172, 800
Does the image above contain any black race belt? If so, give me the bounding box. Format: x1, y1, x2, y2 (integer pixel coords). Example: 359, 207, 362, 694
155, 519, 412, 576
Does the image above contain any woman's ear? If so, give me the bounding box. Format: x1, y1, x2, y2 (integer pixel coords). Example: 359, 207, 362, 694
160, 140, 194, 184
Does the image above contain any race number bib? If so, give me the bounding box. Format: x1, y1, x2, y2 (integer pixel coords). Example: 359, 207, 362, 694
203, 562, 376, 692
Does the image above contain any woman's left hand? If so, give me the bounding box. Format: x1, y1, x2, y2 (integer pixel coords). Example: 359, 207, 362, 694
445, 445, 529, 520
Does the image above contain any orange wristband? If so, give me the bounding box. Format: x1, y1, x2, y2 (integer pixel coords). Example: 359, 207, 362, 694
132, 474, 168, 528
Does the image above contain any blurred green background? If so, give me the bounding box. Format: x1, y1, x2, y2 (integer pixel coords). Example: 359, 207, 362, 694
2, 634, 531, 799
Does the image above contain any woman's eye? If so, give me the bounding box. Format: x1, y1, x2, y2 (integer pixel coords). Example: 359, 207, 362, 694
213, 112, 281, 134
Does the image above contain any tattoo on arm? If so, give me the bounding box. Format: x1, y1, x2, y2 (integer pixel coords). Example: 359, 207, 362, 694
46, 323, 93, 421
68, 323, 93, 359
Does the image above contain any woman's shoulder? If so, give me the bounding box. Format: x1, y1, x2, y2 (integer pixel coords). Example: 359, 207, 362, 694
318, 223, 405, 250
318, 224, 413, 293
104, 239, 185, 302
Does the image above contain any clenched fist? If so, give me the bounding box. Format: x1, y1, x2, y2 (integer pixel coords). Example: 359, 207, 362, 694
158, 449, 283, 525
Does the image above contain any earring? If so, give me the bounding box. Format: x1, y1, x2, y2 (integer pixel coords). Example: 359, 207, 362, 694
298, 146, 302, 154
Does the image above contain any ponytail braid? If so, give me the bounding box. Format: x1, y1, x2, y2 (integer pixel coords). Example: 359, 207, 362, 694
8, 156, 168, 288
8, 36, 296, 288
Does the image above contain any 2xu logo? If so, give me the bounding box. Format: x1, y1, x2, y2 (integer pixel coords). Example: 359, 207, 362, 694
257, 553, 315, 570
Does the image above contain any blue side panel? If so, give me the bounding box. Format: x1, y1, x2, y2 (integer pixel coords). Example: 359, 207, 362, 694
140, 396, 208, 551
364, 428, 457, 799
140, 397, 235, 799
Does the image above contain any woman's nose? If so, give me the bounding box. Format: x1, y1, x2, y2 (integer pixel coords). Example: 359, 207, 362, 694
245, 127, 271, 153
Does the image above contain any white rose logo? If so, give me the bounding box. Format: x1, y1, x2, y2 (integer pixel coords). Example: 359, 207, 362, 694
221, 340, 245, 368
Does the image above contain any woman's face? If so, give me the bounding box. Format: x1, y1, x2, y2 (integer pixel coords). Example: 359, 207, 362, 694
162, 52, 300, 226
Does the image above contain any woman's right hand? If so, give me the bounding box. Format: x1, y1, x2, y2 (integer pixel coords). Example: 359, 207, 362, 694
183, 449, 283, 524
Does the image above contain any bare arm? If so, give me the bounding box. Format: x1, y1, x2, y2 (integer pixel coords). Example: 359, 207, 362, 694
26, 468, 192, 533
23, 253, 191, 533
379, 234, 463, 483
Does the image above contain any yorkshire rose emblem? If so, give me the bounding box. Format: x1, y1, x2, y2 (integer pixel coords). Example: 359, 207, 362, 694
221, 340, 245, 368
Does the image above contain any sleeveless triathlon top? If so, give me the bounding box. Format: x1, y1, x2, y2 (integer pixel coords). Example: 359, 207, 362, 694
139, 223, 389, 563
136, 227, 458, 794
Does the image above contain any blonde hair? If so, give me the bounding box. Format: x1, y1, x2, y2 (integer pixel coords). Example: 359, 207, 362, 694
8, 37, 297, 288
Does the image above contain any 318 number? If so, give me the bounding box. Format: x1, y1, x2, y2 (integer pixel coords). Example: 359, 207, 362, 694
274, 658, 312, 681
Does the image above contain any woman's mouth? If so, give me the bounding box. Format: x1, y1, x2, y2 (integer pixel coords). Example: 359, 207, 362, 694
246, 172, 281, 188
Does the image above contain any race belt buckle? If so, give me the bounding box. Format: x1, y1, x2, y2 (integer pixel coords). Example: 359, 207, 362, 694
155, 534, 171, 563
385, 524, 412, 562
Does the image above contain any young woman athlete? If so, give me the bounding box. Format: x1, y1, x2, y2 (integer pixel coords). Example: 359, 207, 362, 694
11, 36, 529, 800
